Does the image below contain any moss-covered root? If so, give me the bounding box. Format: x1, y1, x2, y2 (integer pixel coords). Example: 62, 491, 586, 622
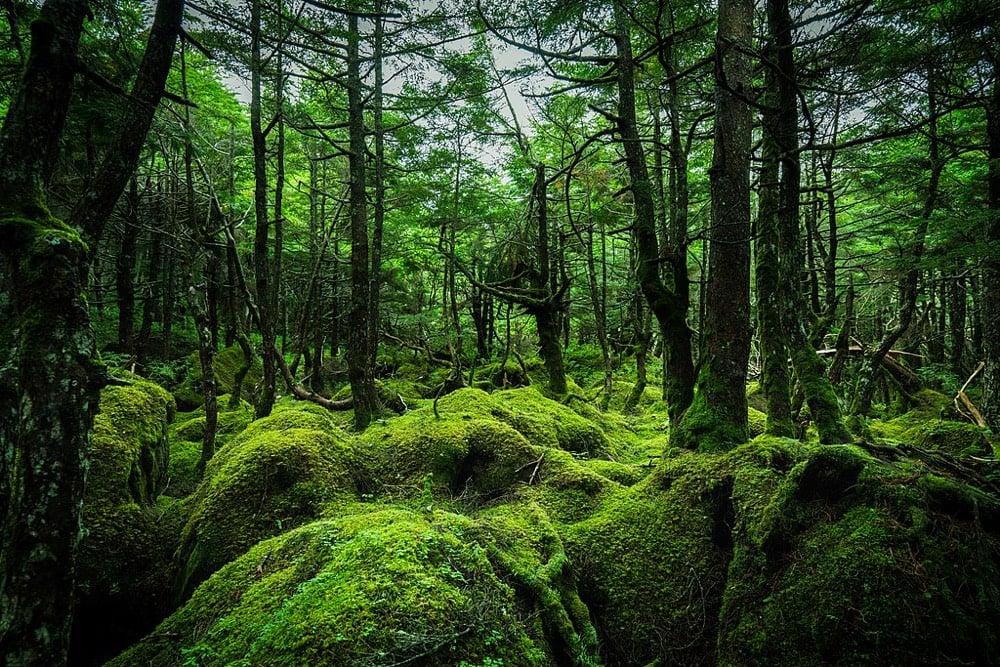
672, 388, 749, 453
790, 345, 851, 444
482, 503, 600, 667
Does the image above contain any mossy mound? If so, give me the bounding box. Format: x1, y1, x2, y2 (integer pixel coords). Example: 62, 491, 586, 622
171, 394, 254, 445
173, 403, 358, 600
109, 507, 577, 667
73, 378, 181, 664
716, 438, 1000, 665
357, 387, 618, 503
356, 393, 539, 501
747, 406, 767, 438
564, 453, 736, 665
165, 438, 202, 498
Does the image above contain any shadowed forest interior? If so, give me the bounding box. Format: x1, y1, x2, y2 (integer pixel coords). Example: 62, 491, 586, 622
1, 0, 999, 665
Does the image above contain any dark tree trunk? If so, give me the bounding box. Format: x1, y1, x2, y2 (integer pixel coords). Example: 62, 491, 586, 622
529, 163, 568, 395
116, 180, 140, 353
674, 0, 753, 453
948, 263, 966, 376
768, 0, 849, 443
0, 1, 181, 663
346, 11, 380, 429
250, 0, 276, 418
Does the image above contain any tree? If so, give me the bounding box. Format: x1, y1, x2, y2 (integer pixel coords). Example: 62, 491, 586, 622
673, 0, 753, 453
0, 1, 182, 663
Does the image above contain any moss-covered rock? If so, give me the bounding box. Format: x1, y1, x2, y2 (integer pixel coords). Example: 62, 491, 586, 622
716, 439, 1000, 666
747, 406, 767, 438
357, 393, 539, 501
173, 403, 358, 600
110, 508, 571, 667
73, 377, 182, 664
171, 394, 254, 445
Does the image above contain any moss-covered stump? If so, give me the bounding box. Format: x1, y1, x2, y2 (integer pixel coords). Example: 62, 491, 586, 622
72, 378, 180, 665
173, 403, 358, 600
109, 508, 561, 667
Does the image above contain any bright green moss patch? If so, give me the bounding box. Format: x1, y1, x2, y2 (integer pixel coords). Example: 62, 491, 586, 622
747, 407, 767, 438
165, 439, 201, 498
110, 508, 558, 667
173, 406, 358, 600
74, 378, 181, 664
174, 345, 263, 410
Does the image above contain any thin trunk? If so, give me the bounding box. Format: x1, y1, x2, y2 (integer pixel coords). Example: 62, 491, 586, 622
251, 0, 276, 418
949, 263, 966, 376
116, 179, 140, 353
615, 1, 694, 426
346, 11, 379, 428
769, 0, 849, 443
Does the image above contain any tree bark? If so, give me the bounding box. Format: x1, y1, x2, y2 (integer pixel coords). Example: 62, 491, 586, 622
614, 1, 694, 426
674, 0, 753, 453
346, 10, 380, 429
0, 1, 181, 663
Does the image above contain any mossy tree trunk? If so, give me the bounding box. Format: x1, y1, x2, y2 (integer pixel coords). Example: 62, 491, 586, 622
982, 59, 1000, 433
614, 1, 695, 427
765, 0, 850, 444
673, 0, 753, 453
0, 1, 182, 663
249, 0, 277, 419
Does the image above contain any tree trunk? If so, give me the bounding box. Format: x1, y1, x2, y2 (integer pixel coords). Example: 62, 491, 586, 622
250, 0, 276, 418
346, 11, 380, 429
674, 0, 753, 453
0, 1, 181, 662
614, 1, 694, 426
768, 0, 849, 444
116, 179, 140, 353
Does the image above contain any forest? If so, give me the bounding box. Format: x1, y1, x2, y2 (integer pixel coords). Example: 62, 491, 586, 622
0, 0, 999, 665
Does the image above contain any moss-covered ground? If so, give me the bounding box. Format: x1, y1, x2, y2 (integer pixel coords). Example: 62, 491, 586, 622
84, 363, 1000, 666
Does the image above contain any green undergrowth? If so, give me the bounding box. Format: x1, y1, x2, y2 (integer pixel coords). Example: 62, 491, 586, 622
869, 388, 996, 457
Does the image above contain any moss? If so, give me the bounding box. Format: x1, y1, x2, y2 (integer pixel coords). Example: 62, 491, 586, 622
870, 404, 995, 458
673, 388, 748, 453
582, 459, 647, 486
170, 395, 254, 447
564, 458, 733, 665
74, 378, 181, 664
492, 387, 610, 457
110, 508, 555, 667
717, 442, 1000, 666
173, 406, 358, 600
747, 407, 767, 438
165, 439, 202, 498
356, 395, 538, 501
174, 345, 263, 410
